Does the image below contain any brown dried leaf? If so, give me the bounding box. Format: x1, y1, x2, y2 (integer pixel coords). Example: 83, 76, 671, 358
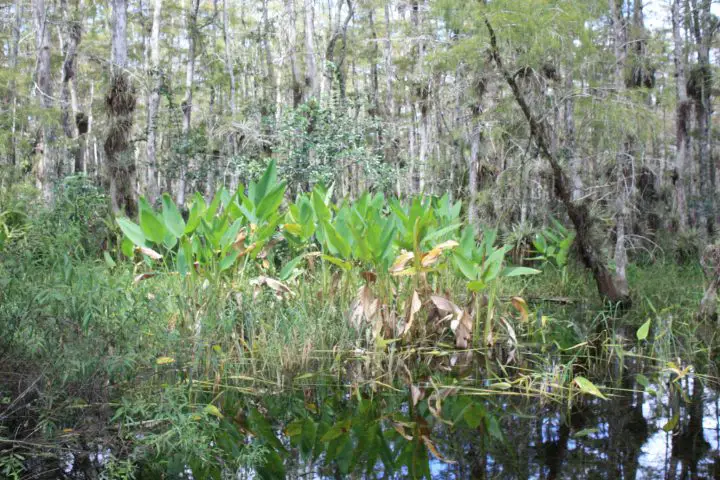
431, 295, 461, 316
133, 272, 157, 284
452, 311, 473, 349
402, 290, 423, 337
360, 271, 377, 283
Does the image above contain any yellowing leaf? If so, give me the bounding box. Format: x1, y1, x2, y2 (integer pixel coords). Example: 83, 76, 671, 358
421, 248, 443, 267
573, 376, 607, 400
390, 251, 414, 273
156, 356, 175, 365
204, 404, 224, 419
283, 223, 302, 235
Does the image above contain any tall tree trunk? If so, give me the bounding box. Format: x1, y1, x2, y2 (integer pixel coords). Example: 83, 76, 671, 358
689, 0, 715, 239
223, 0, 237, 114
485, 17, 631, 306
146, 0, 162, 204
178, 0, 200, 206
672, 0, 691, 232
60, 0, 84, 174
303, 0, 318, 100
105, 0, 137, 216
383, 3, 396, 168
609, 0, 631, 299
284, 0, 303, 108
33, 0, 55, 203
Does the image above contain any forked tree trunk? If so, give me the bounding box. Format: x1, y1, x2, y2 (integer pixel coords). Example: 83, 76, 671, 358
485, 17, 631, 306
105, 0, 137, 216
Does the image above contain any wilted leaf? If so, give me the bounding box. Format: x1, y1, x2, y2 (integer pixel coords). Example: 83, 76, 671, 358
573, 376, 607, 400
360, 271, 377, 283
253, 276, 294, 298
511, 297, 529, 322
422, 436, 457, 464
402, 290, 422, 337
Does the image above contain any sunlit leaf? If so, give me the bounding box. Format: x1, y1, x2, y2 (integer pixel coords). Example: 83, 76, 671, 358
155, 356, 175, 365
573, 376, 607, 400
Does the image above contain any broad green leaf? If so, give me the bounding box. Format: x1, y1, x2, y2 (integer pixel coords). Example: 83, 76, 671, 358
256, 181, 287, 221
279, 254, 305, 281
322, 254, 352, 271
162, 193, 186, 238
219, 249, 241, 271
254, 160, 278, 206
185, 193, 206, 234
453, 252, 478, 280
117, 217, 146, 247
636, 319, 651, 341
322, 220, 351, 259
140, 209, 167, 244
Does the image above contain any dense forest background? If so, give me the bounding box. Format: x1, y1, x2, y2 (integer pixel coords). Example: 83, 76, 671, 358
3, 0, 720, 305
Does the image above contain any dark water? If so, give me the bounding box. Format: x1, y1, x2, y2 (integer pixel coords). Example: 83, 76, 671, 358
47, 371, 720, 479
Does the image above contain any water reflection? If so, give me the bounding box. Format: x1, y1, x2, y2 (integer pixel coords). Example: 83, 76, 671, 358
29, 372, 720, 479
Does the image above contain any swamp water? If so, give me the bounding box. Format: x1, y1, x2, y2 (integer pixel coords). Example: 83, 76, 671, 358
41, 355, 720, 480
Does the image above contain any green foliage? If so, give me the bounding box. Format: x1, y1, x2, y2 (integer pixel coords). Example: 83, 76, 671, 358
275, 101, 392, 192
531, 218, 576, 282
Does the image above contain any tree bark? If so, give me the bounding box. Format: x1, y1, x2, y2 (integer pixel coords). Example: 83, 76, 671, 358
689, 0, 715, 239
145, 0, 162, 204
105, 0, 137, 216
672, 0, 691, 232
485, 17, 631, 306
33, 0, 55, 203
